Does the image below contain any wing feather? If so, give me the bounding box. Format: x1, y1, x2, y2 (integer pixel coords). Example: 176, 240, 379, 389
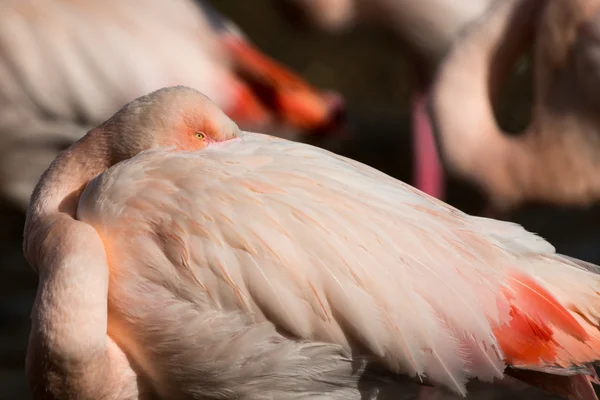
80, 133, 598, 393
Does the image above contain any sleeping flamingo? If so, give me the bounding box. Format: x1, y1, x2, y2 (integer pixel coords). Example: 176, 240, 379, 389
0, 0, 343, 211
275, 0, 496, 200
430, 0, 600, 212
25, 86, 600, 399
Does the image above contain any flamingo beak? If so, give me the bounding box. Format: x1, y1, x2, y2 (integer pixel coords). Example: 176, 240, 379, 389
221, 36, 345, 135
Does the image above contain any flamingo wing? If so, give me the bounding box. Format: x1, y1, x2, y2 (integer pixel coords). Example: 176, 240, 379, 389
78, 133, 600, 395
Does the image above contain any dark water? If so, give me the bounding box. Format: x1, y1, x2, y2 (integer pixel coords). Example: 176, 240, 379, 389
1, 1, 599, 398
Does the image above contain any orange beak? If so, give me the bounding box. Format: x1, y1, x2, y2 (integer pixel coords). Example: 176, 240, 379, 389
222, 35, 345, 134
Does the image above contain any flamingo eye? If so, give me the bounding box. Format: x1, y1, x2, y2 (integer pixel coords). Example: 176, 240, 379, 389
194, 132, 206, 140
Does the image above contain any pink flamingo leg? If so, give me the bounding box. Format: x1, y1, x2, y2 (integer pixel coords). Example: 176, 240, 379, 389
412, 89, 445, 200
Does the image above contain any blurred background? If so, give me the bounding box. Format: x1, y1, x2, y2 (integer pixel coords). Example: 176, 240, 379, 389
1, 0, 600, 398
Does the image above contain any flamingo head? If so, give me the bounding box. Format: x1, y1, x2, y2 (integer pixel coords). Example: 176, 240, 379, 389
98, 86, 241, 162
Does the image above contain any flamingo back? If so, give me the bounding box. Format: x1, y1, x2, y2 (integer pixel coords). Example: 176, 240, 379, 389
77, 133, 600, 398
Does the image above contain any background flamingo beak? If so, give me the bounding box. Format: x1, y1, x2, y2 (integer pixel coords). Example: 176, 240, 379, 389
222, 36, 346, 135
223, 80, 274, 131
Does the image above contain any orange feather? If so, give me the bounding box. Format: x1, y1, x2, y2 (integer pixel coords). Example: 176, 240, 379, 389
494, 271, 589, 366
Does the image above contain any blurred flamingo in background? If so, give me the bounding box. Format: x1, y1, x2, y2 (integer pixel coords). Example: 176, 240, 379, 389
24, 86, 600, 400
278, 0, 600, 214
275, 0, 496, 201
430, 0, 600, 212
0, 0, 344, 211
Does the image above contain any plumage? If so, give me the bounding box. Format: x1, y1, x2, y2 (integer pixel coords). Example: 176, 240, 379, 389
276, 0, 496, 200
430, 0, 600, 210
0, 0, 342, 211
24, 87, 600, 399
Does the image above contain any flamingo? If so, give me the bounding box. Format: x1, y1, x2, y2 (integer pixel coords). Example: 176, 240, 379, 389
0, 0, 343, 211
24, 86, 600, 399
275, 0, 496, 201
429, 0, 600, 212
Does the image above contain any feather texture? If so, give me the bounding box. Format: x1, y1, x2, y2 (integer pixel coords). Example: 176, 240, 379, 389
76, 132, 600, 398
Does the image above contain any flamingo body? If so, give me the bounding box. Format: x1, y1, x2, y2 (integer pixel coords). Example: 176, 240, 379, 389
25, 87, 600, 399
430, 0, 600, 210
279, 0, 496, 201
0, 0, 341, 211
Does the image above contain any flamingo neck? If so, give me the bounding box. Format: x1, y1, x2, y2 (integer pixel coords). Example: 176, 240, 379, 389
24, 130, 110, 268
21, 129, 123, 398
27, 131, 109, 220
429, 0, 545, 208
